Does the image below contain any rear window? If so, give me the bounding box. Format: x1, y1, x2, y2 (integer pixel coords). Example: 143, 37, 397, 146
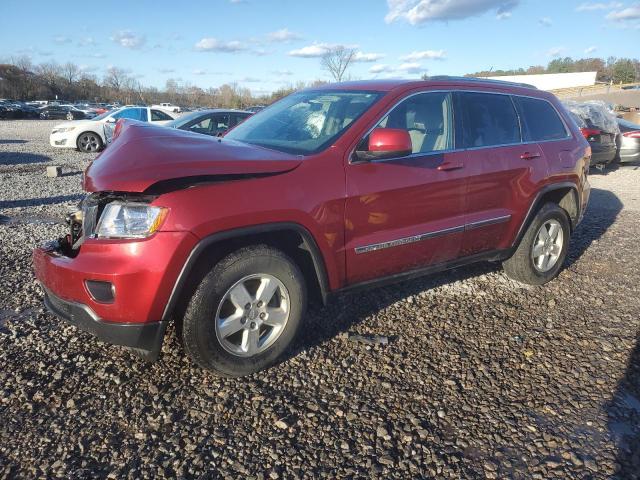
514, 96, 568, 142
457, 92, 520, 148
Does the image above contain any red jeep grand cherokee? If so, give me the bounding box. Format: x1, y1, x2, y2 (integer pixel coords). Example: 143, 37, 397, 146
33, 78, 591, 376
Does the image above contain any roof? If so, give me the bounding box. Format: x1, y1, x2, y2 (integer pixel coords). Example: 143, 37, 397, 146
310, 76, 538, 93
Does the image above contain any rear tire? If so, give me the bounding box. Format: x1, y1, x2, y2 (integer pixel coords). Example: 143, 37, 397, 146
503, 203, 570, 285
182, 245, 307, 377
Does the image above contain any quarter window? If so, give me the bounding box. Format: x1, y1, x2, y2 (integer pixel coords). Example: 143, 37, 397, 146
151, 109, 174, 121
376, 92, 454, 154
513, 96, 568, 142
457, 92, 520, 148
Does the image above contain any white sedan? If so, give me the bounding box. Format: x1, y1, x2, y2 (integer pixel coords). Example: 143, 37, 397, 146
49, 106, 176, 153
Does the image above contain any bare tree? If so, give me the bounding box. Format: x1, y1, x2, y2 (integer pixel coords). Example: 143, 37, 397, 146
103, 66, 129, 92
321, 47, 356, 82
61, 62, 80, 86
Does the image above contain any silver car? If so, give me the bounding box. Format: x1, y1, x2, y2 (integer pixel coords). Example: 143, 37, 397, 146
617, 118, 640, 164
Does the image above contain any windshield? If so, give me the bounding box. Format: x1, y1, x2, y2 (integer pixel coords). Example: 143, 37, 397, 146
166, 110, 205, 129
224, 90, 382, 155
93, 109, 117, 121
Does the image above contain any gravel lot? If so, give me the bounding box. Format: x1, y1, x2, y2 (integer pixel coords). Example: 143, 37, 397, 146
1, 120, 639, 479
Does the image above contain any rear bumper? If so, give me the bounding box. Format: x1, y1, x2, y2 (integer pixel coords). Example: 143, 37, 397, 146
43, 287, 167, 352
589, 143, 616, 165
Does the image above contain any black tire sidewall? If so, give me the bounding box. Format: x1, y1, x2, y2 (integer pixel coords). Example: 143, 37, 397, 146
523, 205, 570, 283
184, 248, 306, 376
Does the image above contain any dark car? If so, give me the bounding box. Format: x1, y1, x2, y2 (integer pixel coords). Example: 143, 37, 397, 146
165, 109, 252, 137
616, 118, 640, 163
39, 105, 86, 121
34, 77, 590, 376
564, 101, 620, 166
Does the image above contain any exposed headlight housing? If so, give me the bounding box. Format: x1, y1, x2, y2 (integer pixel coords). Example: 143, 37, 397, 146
95, 202, 168, 239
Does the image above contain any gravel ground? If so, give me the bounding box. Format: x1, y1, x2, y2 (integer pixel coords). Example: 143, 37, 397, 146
1, 120, 640, 479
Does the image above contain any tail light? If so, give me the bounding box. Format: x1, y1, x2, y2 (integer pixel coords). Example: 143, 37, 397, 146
112, 119, 124, 142
623, 131, 640, 138
580, 128, 600, 139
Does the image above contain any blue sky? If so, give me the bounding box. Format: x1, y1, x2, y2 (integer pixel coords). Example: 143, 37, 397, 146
1, 0, 638, 94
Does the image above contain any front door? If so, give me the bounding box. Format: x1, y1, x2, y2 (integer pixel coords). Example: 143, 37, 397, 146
344, 91, 467, 285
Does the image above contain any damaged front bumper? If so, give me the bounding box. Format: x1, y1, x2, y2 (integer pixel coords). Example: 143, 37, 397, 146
33, 221, 199, 359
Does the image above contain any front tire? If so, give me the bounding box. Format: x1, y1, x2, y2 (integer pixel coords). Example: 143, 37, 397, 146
182, 245, 307, 377
76, 131, 103, 153
503, 203, 571, 285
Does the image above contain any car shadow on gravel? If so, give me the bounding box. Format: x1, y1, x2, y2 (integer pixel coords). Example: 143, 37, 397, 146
0, 151, 51, 166
565, 187, 623, 268
607, 338, 640, 478
287, 260, 501, 362
0, 194, 84, 210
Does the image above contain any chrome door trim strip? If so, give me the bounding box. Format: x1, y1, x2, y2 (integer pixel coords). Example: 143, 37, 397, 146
464, 214, 512, 231
354, 225, 465, 254
354, 214, 512, 254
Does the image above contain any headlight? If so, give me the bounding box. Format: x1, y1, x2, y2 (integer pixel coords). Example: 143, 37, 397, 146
95, 202, 168, 239
52, 127, 76, 134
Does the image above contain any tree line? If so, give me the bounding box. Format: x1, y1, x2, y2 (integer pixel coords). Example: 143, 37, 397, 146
467, 56, 640, 84
0, 56, 323, 108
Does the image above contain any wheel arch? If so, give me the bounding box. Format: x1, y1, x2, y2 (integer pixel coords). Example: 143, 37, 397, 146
161, 222, 331, 323
512, 182, 580, 249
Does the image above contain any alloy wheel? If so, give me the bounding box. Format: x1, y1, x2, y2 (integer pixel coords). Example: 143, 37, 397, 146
215, 274, 290, 357
531, 219, 563, 272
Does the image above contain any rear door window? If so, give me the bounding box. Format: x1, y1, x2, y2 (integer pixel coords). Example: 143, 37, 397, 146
513, 96, 568, 142
457, 92, 520, 148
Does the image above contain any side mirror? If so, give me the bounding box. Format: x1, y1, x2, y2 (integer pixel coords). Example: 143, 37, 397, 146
355, 128, 412, 161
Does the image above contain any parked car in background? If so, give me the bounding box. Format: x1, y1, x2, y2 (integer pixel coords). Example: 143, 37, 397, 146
34, 77, 590, 376
153, 102, 181, 113
72, 104, 99, 119
49, 106, 176, 152
245, 105, 265, 113
616, 118, 640, 163
40, 105, 87, 120
563, 100, 620, 166
164, 109, 252, 137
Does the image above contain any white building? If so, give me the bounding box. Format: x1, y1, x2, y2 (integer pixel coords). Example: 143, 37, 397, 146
485, 72, 597, 91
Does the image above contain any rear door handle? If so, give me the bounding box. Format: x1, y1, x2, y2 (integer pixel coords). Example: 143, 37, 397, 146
437, 160, 464, 171
520, 151, 541, 160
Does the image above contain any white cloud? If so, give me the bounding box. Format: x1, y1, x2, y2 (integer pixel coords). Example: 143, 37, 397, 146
111, 30, 146, 49
606, 4, 640, 20
576, 1, 623, 11
400, 49, 446, 61
193, 69, 207, 75
538, 17, 552, 26
370, 64, 394, 74
158, 68, 176, 74
239, 76, 261, 83
79, 65, 99, 73
385, 0, 519, 24
288, 42, 358, 57
584, 46, 597, 54
267, 28, 301, 42
194, 38, 246, 52
353, 51, 386, 62
78, 37, 96, 47
546, 46, 565, 57
398, 62, 426, 73
53, 35, 72, 44
496, 11, 511, 19
272, 69, 294, 76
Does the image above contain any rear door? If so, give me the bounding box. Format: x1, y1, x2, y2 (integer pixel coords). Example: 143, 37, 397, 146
345, 90, 467, 285
457, 91, 543, 255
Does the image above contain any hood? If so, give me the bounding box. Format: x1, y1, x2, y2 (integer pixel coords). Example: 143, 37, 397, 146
83, 121, 303, 193
53, 119, 97, 130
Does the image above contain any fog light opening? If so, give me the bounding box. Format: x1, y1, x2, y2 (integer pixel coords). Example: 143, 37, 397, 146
85, 280, 115, 303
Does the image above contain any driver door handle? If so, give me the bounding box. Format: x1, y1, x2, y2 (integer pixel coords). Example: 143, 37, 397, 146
520, 151, 541, 160
437, 160, 464, 171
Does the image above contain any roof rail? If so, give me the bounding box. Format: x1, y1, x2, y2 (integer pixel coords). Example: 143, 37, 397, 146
424, 75, 538, 90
